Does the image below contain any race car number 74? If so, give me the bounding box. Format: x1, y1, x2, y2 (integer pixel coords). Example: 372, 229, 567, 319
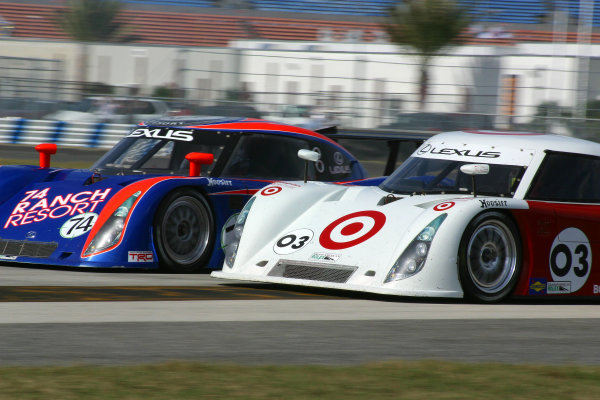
60, 213, 99, 238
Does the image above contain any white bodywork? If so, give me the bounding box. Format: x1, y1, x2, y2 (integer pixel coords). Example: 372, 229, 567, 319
212, 130, 600, 298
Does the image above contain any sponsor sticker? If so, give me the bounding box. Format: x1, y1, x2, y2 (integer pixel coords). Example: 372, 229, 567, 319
261, 186, 282, 196
310, 252, 341, 263
479, 199, 508, 209
333, 152, 344, 165
417, 144, 501, 158
594, 285, 600, 294
433, 201, 454, 212
0, 255, 17, 261
274, 229, 314, 255
128, 128, 194, 142
529, 278, 547, 295
128, 251, 154, 262
4, 188, 111, 229
319, 210, 386, 250
547, 281, 571, 295
207, 178, 232, 187
312, 147, 325, 173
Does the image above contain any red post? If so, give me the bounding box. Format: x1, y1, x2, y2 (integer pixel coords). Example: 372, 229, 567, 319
185, 152, 214, 177
35, 143, 57, 169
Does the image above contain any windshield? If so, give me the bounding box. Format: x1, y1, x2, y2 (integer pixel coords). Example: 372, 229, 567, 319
380, 156, 526, 197
92, 131, 229, 175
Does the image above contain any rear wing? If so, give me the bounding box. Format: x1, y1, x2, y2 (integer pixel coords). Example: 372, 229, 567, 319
316, 126, 436, 177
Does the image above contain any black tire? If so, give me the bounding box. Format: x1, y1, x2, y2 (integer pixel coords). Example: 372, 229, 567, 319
458, 212, 521, 303
153, 189, 215, 273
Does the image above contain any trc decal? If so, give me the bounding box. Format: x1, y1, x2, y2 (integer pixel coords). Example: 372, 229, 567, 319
128, 251, 154, 262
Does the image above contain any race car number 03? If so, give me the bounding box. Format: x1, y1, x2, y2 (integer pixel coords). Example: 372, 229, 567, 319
549, 227, 591, 292
60, 212, 98, 238
273, 229, 314, 255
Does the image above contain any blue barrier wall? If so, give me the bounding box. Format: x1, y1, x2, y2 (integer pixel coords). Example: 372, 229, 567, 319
0, 119, 131, 149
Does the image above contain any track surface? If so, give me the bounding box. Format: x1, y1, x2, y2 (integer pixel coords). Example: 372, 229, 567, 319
1, 265, 600, 366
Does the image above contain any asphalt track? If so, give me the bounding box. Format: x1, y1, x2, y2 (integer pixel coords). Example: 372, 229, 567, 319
1, 265, 600, 366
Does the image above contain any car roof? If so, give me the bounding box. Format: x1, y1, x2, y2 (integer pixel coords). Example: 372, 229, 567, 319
428, 130, 600, 157
141, 116, 339, 145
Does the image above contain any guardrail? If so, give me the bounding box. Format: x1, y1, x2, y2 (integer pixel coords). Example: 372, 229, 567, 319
0, 118, 131, 149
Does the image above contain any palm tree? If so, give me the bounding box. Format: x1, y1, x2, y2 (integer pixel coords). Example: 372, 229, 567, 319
57, 0, 126, 42
56, 0, 128, 94
384, 0, 472, 109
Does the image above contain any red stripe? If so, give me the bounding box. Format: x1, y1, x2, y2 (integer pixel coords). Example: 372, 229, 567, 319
186, 120, 338, 145
209, 189, 249, 195
463, 130, 543, 136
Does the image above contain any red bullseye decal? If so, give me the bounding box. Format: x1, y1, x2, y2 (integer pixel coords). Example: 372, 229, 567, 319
261, 186, 282, 196
433, 201, 454, 211
319, 210, 386, 250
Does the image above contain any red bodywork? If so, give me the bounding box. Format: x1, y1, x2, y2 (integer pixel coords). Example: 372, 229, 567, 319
512, 201, 600, 297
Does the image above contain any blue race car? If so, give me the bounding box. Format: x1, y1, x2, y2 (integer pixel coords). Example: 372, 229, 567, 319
0, 117, 367, 272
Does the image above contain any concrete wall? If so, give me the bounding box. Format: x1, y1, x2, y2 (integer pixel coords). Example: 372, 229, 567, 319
0, 38, 598, 129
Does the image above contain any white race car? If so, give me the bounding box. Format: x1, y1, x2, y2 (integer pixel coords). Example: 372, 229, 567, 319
212, 130, 600, 302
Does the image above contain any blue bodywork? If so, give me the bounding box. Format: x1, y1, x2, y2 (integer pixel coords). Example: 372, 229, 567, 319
0, 117, 368, 270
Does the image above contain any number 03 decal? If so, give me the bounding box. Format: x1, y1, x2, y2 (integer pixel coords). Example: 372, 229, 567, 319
273, 229, 314, 255
549, 227, 592, 293
60, 212, 99, 238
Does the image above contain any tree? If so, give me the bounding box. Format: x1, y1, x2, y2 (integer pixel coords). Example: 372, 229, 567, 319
384, 0, 472, 109
57, 0, 126, 42
55, 0, 128, 94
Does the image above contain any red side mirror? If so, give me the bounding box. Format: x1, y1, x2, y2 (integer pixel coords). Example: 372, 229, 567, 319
185, 152, 214, 177
35, 143, 57, 169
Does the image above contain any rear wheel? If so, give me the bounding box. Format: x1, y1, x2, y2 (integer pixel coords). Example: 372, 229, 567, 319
154, 189, 214, 273
458, 212, 521, 302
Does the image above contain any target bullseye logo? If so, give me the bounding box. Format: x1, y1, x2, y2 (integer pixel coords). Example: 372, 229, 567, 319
261, 186, 282, 196
433, 201, 454, 211
319, 210, 386, 250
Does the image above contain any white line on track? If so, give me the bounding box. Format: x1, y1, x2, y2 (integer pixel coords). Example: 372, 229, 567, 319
1, 300, 599, 324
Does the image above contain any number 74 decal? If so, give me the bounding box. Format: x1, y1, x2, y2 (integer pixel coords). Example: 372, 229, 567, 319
60, 212, 99, 238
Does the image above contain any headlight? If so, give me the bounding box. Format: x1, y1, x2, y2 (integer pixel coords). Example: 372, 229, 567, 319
83, 190, 141, 256
224, 196, 256, 268
384, 213, 447, 283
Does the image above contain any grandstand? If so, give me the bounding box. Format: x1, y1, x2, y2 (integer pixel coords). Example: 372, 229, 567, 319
0, 0, 599, 47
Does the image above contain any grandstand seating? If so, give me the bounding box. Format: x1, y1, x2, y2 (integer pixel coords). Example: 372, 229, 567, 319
118, 0, 600, 25
250, 0, 395, 16
0, 2, 385, 46
1, 1, 600, 47
122, 0, 213, 7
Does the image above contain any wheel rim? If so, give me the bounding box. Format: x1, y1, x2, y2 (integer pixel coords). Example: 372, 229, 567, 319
466, 219, 517, 294
160, 196, 211, 265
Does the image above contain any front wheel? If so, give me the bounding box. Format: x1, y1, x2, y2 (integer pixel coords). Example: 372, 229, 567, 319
458, 212, 521, 303
153, 189, 215, 273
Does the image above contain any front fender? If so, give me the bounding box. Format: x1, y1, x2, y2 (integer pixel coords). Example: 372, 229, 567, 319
81, 176, 251, 269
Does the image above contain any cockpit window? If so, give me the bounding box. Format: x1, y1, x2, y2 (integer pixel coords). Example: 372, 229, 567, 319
380, 156, 525, 197
527, 151, 600, 202
222, 134, 308, 180
91, 130, 229, 175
